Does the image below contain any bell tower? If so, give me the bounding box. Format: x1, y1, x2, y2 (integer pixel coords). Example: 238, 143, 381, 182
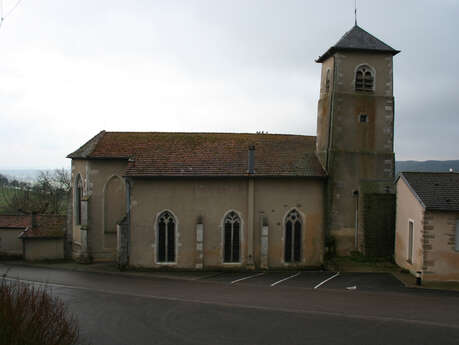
316, 25, 400, 255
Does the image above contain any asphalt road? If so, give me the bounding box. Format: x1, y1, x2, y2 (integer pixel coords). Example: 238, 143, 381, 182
1, 264, 459, 345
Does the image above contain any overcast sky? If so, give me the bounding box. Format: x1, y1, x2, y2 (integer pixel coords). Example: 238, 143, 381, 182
0, 0, 458, 169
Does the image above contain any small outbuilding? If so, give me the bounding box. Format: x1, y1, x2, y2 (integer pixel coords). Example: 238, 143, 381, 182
19, 214, 66, 261
395, 172, 459, 281
0, 215, 29, 258
0, 214, 66, 261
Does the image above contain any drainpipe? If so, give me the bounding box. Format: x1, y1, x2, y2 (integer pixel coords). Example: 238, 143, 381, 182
125, 177, 131, 264
247, 146, 255, 268
353, 190, 359, 250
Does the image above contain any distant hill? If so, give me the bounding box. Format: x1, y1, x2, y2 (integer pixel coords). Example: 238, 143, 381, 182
0, 169, 44, 183
395, 160, 459, 175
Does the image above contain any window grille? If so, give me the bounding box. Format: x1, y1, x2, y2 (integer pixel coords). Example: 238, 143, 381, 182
223, 211, 241, 263
157, 211, 176, 263
284, 210, 302, 263
355, 66, 374, 92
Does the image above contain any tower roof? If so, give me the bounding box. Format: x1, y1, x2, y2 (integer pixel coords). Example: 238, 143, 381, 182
316, 25, 400, 62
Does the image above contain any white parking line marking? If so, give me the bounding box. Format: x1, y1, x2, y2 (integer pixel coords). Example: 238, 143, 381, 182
270, 272, 300, 287
313, 272, 340, 289
230, 272, 265, 284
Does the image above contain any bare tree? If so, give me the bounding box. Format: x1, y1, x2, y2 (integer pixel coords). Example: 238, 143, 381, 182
0, 169, 71, 215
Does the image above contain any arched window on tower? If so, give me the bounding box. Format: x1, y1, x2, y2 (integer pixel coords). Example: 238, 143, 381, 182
223, 211, 241, 263
355, 65, 374, 92
157, 211, 176, 263
75, 175, 83, 225
284, 209, 302, 263
325, 69, 331, 93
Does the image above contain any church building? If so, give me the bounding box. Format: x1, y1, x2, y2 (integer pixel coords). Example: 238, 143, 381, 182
68, 25, 399, 269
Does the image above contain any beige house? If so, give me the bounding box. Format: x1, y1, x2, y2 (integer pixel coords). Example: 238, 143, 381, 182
19, 214, 66, 261
68, 25, 400, 270
0, 214, 66, 260
395, 172, 459, 281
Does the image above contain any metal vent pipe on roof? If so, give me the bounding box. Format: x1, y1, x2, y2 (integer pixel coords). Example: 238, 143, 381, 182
248, 145, 255, 174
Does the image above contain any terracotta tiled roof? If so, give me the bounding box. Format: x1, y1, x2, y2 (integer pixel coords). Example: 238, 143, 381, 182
68, 131, 326, 178
0, 215, 29, 229
317, 25, 400, 62
399, 172, 459, 212
0, 214, 65, 238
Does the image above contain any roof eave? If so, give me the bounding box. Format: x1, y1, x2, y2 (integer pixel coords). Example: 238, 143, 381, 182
316, 47, 400, 63
124, 174, 327, 179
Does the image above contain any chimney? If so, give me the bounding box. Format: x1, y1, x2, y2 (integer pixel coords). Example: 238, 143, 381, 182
31, 212, 37, 228
248, 145, 255, 174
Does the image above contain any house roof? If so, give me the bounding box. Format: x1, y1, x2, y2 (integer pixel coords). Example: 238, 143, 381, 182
0, 214, 65, 238
398, 172, 459, 212
19, 215, 66, 239
68, 131, 327, 178
0, 215, 29, 229
316, 25, 400, 62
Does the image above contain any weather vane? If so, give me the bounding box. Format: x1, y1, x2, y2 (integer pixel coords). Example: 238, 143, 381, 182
354, 0, 358, 26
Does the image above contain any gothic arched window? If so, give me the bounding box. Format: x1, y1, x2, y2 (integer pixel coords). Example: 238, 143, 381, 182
355, 65, 374, 92
325, 69, 331, 93
223, 211, 241, 263
157, 211, 176, 263
75, 175, 83, 225
284, 209, 302, 263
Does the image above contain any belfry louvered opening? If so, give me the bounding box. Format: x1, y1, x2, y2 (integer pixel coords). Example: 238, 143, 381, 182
223, 211, 241, 263
284, 209, 302, 263
157, 211, 176, 263
355, 65, 374, 92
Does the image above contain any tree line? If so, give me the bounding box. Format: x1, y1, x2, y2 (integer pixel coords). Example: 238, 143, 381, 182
0, 169, 71, 215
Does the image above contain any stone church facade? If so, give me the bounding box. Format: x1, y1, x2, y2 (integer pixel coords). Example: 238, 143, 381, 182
68, 25, 399, 269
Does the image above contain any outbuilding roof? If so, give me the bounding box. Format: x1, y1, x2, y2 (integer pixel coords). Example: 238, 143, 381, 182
398, 172, 459, 212
316, 25, 400, 62
0, 215, 29, 229
19, 215, 66, 239
68, 131, 327, 178
0, 214, 65, 239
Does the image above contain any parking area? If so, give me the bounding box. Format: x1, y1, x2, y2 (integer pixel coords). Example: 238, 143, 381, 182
199, 271, 405, 292
0, 262, 406, 293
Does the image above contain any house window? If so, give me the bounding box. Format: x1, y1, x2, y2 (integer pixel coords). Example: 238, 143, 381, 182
355, 65, 374, 92
75, 175, 83, 225
408, 220, 414, 263
157, 211, 176, 263
284, 209, 302, 263
455, 220, 459, 252
325, 69, 331, 93
223, 211, 241, 263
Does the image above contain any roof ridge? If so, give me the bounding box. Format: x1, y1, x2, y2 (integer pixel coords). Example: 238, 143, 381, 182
67, 130, 106, 159
317, 25, 399, 63
401, 171, 459, 175
336, 25, 394, 49
102, 131, 315, 137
